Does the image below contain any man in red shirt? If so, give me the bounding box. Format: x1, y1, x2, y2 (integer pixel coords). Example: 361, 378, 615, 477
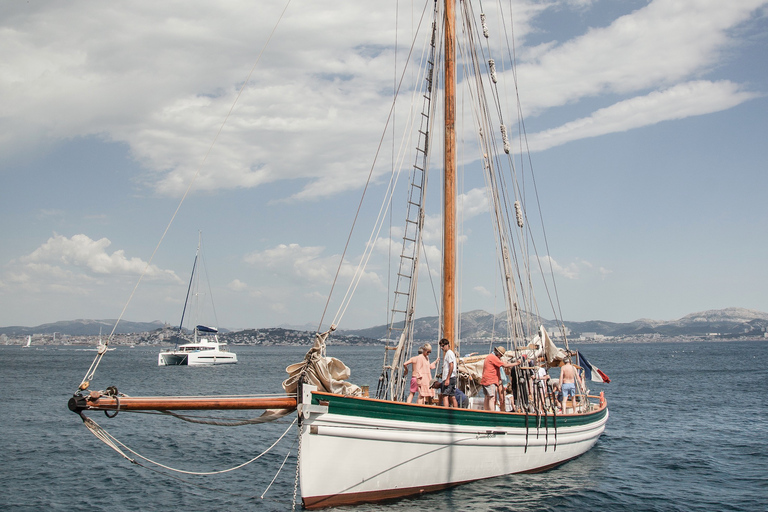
481, 346, 520, 411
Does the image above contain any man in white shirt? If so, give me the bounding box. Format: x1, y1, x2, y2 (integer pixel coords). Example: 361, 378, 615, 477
438, 338, 458, 408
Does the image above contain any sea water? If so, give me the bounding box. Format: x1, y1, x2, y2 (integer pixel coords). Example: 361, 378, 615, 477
0, 341, 765, 511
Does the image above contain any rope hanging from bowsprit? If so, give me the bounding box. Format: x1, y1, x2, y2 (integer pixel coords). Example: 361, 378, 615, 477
78, 411, 297, 475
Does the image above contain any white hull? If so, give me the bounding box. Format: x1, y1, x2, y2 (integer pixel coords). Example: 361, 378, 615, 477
157, 349, 238, 366
298, 386, 607, 508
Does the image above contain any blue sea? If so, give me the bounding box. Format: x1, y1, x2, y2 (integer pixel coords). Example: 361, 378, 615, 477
1, 340, 766, 511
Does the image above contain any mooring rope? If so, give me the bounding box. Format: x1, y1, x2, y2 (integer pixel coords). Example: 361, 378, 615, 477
261, 447, 292, 499
81, 412, 296, 475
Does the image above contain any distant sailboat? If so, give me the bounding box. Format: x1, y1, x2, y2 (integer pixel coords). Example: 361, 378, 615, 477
24, 335, 31, 348
157, 232, 237, 366
92, 328, 115, 353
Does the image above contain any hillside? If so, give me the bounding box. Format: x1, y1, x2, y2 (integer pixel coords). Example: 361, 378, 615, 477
1, 307, 767, 343
339, 307, 768, 341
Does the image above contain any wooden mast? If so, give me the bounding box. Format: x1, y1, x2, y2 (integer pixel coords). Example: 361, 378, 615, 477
442, 0, 456, 349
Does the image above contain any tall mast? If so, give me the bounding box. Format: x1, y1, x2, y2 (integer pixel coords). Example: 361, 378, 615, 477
442, 0, 456, 348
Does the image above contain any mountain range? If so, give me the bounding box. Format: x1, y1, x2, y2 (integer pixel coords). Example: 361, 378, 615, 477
1, 307, 767, 340
338, 307, 768, 340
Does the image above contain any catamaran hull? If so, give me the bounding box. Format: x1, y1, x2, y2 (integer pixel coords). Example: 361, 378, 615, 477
157, 352, 237, 366
158, 353, 188, 366
299, 390, 607, 509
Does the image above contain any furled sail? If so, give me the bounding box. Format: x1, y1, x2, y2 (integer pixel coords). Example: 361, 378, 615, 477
283, 330, 362, 396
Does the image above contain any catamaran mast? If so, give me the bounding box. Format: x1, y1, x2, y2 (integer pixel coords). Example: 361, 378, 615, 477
442, 0, 456, 349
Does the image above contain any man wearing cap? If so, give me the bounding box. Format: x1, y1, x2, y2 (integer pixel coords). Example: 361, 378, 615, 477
481, 346, 521, 411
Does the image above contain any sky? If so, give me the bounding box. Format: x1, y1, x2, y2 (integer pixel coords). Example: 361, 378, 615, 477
1, 0, 767, 331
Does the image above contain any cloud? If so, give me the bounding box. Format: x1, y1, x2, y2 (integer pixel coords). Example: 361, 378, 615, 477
459, 188, 490, 220
227, 279, 248, 292
1, 0, 763, 202
0, 234, 182, 324
244, 243, 382, 287
537, 255, 580, 279
535, 255, 614, 282
474, 285, 492, 297
528, 81, 760, 150
0, 1, 397, 200
514, 0, 766, 114
21, 234, 180, 280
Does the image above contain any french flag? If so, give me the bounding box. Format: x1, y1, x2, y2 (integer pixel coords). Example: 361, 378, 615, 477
577, 352, 611, 383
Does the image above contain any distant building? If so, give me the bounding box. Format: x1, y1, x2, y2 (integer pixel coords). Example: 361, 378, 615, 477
547, 327, 571, 338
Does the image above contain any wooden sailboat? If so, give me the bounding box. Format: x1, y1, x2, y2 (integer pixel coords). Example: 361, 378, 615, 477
70, 1, 609, 508
289, 1, 607, 507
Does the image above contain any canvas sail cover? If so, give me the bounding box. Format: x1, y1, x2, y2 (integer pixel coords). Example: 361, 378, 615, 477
283, 331, 362, 396
540, 326, 567, 365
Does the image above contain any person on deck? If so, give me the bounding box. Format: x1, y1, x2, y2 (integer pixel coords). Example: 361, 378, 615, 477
550, 379, 563, 411
559, 357, 577, 414
480, 346, 520, 411
404, 348, 421, 403
403, 344, 437, 404
534, 359, 550, 411
438, 338, 458, 408
455, 387, 469, 408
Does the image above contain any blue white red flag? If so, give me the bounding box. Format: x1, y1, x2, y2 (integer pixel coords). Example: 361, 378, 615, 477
577, 352, 610, 383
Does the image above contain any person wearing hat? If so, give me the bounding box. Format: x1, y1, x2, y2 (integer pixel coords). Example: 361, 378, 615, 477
403, 343, 437, 404
480, 346, 521, 411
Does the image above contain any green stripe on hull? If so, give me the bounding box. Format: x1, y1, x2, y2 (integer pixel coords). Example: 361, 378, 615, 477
311, 392, 607, 429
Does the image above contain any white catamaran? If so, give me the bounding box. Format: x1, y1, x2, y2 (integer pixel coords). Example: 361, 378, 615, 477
157, 233, 237, 366
70, 1, 608, 508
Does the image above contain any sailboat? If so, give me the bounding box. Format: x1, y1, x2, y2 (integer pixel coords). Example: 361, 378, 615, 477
88, 327, 116, 353
69, 1, 608, 508
158, 233, 237, 366
24, 335, 31, 348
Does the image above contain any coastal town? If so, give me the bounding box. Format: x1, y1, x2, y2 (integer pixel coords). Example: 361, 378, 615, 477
3, 325, 766, 348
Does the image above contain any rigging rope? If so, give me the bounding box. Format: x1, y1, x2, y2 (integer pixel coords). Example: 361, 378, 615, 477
81, 412, 296, 476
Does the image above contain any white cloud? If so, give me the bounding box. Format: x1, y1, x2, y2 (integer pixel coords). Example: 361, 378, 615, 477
0, 234, 183, 324
535, 255, 614, 282
1, 0, 763, 202
514, 0, 766, 114
227, 279, 248, 292
538, 255, 580, 279
21, 234, 180, 280
0, 1, 397, 200
474, 285, 492, 297
528, 80, 760, 150
459, 188, 490, 220
243, 243, 382, 288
